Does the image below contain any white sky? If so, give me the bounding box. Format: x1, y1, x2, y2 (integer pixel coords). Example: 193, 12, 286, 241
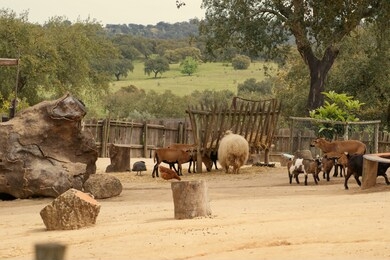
0, 0, 205, 25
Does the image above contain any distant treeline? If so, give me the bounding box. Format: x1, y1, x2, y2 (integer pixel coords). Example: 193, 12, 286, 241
105, 18, 200, 39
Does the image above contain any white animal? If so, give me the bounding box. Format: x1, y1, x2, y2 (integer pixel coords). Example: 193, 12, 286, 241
217, 131, 249, 174
288, 157, 322, 185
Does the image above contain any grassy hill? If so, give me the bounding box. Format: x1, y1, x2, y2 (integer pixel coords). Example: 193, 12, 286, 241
109, 61, 277, 96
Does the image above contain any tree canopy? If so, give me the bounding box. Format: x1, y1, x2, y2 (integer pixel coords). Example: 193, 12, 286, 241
0, 9, 121, 115
144, 56, 170, 78
199, 0, 390, 112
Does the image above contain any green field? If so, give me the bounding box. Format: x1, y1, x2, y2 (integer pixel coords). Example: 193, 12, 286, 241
109, 61, 277, 96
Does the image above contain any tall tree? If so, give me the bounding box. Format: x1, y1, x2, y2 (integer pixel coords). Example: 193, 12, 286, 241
0, 9, 120, 110
144, 56, 170, 78
199, 0, 389, 112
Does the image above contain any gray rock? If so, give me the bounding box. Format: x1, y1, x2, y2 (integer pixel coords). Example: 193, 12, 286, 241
83, 174, 122, 199
294, 150, 313, 160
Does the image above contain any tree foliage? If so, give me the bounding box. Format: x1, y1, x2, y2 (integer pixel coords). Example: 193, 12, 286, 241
0, 9, 122, 115
231, 55, 251, 70
309, 91, 365, 138
325, 23, 390, 128
106, 19, 199, 39
200, 0, 390, 111
272, 49, 310, 123
164, 47, 202, 63
180, 56, 198, 76
144, 56, 170, 78
237, 78, 272, 97
103, 85, 235, 119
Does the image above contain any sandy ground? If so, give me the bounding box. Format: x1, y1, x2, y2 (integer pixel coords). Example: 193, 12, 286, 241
2, 158, 390, 260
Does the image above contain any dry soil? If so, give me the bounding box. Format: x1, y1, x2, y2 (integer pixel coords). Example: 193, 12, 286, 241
1, 158, 390, 260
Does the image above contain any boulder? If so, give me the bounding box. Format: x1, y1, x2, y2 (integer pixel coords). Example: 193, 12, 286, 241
294, 149, 313, 160
0, 94, 98, 199
83, 174, 122, 199
40, 188, 101, 230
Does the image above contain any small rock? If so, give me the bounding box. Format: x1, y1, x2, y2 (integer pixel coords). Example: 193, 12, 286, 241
40, 188, 100, 230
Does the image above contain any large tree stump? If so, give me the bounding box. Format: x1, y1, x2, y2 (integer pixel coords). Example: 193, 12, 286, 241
171, 180, 212, 219
105, 144, 131, 172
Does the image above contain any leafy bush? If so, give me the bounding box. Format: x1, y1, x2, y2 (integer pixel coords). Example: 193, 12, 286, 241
309, 91, 365, 138
237, 78, 273, 96
232, 55, 251, 70
180, 57, 198, 76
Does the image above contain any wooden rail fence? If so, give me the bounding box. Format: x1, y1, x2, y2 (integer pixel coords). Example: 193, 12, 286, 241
83, 118, 390, 159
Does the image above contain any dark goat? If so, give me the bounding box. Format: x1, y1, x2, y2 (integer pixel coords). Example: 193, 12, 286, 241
321, 155, 335, 181
322, 152, 348, 180
344, 154, 390, 189
210, 150, 218, 170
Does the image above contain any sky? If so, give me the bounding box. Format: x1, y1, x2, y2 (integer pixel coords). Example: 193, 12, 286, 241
1, 0, 205, 25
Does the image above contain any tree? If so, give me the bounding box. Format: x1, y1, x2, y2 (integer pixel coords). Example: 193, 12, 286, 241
180, 56, 198, 76
199, 0, 390, 112
144, 56, 170, 78
325, 23, 390, 128
112, 59, 134, 81
111, 34, 143, 60
0, 10, 120, 112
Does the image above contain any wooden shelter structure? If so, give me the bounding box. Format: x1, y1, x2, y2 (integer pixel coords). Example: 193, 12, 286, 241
186, 97, 282, 172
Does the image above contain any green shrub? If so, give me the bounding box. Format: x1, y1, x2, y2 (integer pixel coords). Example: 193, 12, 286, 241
309, 91, 365, 138
232, 55, 251, 70
180, 57, 198, 76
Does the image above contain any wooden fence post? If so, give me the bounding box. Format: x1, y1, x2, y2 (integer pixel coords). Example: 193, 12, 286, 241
177, 121, 184, 143
101, 118, 110, 157
143, 121, 148, 157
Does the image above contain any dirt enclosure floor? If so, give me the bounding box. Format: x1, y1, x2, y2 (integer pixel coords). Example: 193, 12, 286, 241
2, 158, 390, 260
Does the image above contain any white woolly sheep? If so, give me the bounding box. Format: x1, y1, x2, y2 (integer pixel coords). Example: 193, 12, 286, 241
217, 131, 249, 174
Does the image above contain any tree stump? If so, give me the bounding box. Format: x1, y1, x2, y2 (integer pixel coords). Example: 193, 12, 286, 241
106, 144, 131, 172
171, 180, 212, 219
35, 243, 66, 260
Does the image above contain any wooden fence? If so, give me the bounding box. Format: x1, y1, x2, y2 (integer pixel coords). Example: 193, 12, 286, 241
83, 118, 194, 158
83, 118, 390, 159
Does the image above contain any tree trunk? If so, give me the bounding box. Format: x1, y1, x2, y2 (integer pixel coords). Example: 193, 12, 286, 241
304, 46, 339, 112
106, 144, 131, 172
